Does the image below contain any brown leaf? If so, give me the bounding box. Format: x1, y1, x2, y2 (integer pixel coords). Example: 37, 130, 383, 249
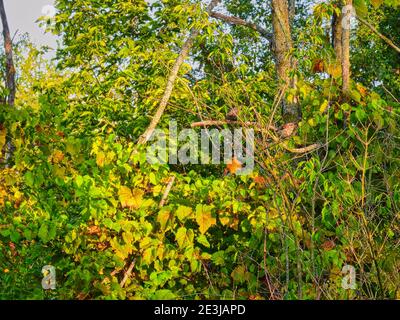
321, 239, 336, 251
226, 157, 242, 175
87, 225, 101, 236
312, 59, 324, 73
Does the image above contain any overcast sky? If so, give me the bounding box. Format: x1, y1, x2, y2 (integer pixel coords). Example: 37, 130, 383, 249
4, 0, 57, 51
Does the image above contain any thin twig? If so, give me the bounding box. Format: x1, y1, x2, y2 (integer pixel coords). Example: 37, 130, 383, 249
120, 258, 136, 288
159, 176, 176, 208
357, 16, 400, 54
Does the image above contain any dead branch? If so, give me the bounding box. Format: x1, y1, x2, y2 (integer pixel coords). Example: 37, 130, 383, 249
191, 120, 278, 131
209, 11, 272, 40
137, 0, 221, 145
120, 258, 136, 288
192, 119, 321, 154
357, 16, 400, 54
282, 143, 322, 154
159, 176, 175, 208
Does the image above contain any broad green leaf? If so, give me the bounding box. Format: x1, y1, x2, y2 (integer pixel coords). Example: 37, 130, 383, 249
152, 289, 176, 300
196, 234, 210, 248
38, 224, 49, 243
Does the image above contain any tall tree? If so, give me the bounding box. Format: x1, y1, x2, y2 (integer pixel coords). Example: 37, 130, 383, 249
332, 9, 343, 64
341, 0, 352, 98
271, 0, 298, 122
0, 0, 15, 106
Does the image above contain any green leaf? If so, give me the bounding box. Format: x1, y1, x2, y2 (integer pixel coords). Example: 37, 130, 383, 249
38, 224, 49, 243
355, 108, 367, 121
211, 250, 225, 266
24, 172, 34, 187
353, 0, 368, 16
196, 234, 210, 248
152, 289, 176, 300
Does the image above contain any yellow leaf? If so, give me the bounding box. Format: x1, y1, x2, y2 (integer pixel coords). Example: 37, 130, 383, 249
319, 100, 329, 114
156, 244, 164, 259
326, 62, 341, 78
0, 126, 7, 151
308, 118, 317, 127
118, 186, 144, 209
371, 0, 384, 8
175, 227, 193, 248
96, 151, 105, 167
157, 209, 172, 230
50, 150, 64, 164
142, 247, 153, 264
196, 205, 216, 234
176, 205, 193, 221
219, 216, 230, 226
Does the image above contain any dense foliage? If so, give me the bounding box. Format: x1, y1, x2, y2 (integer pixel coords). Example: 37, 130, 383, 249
0, 0, 399, 300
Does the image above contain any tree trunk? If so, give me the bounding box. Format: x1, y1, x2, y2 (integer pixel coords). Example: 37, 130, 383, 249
0, 0, 15, 167
288, 0, 296, 24
341, 0, 352, 98
332, 10, 343, 64
0, 0, 15, 106
271, 0, 298, 122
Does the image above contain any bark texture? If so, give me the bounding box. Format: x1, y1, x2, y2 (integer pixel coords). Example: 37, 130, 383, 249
341, 0, 352, 98
0, 0, 15, 106
271, 0, 298, 122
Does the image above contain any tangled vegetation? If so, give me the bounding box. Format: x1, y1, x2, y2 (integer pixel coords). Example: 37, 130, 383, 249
0, 0, 399, 300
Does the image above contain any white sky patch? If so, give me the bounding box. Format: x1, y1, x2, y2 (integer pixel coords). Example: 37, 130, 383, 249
3, 0, 58, 55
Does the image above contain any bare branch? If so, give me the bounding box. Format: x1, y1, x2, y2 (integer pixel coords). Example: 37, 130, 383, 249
120, 259, 136, 288
341, 1, 352, 98
159, 176, 175, 208
209, 11, 272, 40
137, 0, 221, 145
192, 119, 320, 154
191, 120, 278, 131
282, 143, 322, 154
357, 15, 400, 54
